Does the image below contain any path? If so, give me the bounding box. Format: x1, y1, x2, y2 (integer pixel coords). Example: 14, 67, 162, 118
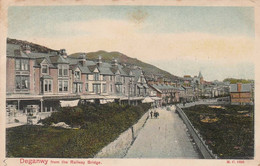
124, 106, 201, 158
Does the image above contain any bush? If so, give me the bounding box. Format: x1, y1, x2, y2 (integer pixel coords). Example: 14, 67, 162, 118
7, 103, 151, 158
183, 105, 254, 159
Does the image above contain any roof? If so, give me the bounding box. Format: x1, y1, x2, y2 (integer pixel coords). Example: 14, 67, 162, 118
150, 84, 179, 91
132, 69, 142, 83
99, 66, 114, 75
230, 84, 251, 93
78, 65, 91, 74
41, 75, 53, 79
49, 55, 69, 64
6, 44, 22, 58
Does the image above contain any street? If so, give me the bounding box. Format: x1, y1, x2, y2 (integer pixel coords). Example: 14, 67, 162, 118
124, 106, 201, 158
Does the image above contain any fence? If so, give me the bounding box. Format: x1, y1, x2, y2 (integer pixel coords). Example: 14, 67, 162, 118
175, 106, 218, 159
94, 111, 149, 158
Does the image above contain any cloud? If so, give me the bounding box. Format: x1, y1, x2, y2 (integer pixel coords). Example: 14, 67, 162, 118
19, 19, 254, 80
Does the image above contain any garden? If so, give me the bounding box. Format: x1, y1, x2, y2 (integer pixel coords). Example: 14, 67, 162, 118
182, 105, 254, 159
6, 103, 150, 158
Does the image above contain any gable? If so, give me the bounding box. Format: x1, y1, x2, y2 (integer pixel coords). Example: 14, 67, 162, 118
116, 69, 121, 75
40, 58, 50, 65
93, 67, 100, 73
74, 66, 81, 72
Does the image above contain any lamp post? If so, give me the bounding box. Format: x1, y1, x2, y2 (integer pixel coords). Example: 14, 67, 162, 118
128, 79, 133, 105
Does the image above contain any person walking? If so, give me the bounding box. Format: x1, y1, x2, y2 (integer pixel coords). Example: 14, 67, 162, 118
150, 110, 153, 119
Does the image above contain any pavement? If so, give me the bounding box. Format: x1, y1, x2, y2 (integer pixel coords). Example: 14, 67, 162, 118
124, 106, 201, 158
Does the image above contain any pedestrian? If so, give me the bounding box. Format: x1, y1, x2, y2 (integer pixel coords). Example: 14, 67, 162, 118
154, 111, 158, 119
150, 111, 153, 119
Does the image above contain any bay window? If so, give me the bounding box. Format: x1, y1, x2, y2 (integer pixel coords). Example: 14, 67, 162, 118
16, 76, 29, 90
15, 59, 29, 71
74, 71, 81, 80
59, 80, 69, 92
94, 73, 99, 81
85, 83, 89, 92
102, 84, 106, 93
43, 80, 52, 93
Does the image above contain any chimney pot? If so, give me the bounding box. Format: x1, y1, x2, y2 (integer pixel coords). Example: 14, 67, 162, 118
237, 83, 242, 92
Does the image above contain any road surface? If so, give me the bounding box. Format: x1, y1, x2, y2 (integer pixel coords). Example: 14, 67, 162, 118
124, 106, 201, 158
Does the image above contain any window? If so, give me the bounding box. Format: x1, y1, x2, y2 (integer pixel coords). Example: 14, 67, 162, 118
93, 84, 101, 94
85, 83, 89, 92
116, 75, 121, 82
64, 81, 68, 91
59, 80, 68, 92
58, 65, 69, 77
15, 59, 29, 71
59, 68, 62, 77
86, 74, 89, 81
16, 76, 29, 90
116, 85, 122, 93
94, 73, 99, 81
123, 77, 126, 83
15, 59, 20, 70
44, 80, 48, 92
123, 87, 125, 94
102, 84, 106, 93
59, 81, 63, 92
79, 84, 82, 93
63, 68, 68, 76
110, 84, 113, 92
43, 80, 52, 92
103, 75, 106, 81
49, 80, 52, 91
110, 75, 113, 81
42, 65, 48, 74
74, 71, 81, 80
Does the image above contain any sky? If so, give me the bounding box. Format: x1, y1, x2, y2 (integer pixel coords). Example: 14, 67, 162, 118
8, 6, 255, 81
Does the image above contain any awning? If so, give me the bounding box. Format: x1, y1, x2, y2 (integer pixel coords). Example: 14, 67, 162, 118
100, 99, 107, 104
81, 95, 105, 99
143, 84, 149, 89
142, 97, 154, 103
60, 99, 79, 107
104, 96, 120, 99
137, 84, 144, 89
151, 97, 162, 100
115, 82, 123, 85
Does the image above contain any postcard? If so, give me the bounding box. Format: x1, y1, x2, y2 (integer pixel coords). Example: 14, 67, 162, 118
0, 0, 259, 166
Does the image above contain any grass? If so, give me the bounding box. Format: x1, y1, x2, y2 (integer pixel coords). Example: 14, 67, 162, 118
182, 105, 254, 159
6, 103, 150, 158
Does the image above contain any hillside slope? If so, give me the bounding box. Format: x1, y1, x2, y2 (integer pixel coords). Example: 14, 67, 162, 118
70, 51, 180, 81
7, 38, 180, 81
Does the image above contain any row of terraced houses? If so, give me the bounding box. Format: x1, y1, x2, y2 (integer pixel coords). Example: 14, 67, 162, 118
6, 41, 254, 113
6, 43, 153, 113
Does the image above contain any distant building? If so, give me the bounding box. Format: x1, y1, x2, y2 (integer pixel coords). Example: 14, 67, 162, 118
230, 83, 252, 105
149, 84, 179, 105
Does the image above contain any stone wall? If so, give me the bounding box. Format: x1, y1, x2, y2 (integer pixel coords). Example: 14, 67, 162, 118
95, 111, 149, 158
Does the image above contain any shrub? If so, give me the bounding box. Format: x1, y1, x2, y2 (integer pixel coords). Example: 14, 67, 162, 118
7, 103, 151, 157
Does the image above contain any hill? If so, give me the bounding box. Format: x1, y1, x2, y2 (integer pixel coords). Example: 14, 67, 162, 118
7, 38, 58, 54
7, 38, 180, 81
223, 78, 254, 84
70, 51, 180, 81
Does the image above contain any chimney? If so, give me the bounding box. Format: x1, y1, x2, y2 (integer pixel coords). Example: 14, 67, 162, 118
111, 58, 118, 67
79, 53, 86, 66
237, 83, 242, 92
23, 44, 31, 54
97, 56, 102, 67
60, 49, 67, 59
